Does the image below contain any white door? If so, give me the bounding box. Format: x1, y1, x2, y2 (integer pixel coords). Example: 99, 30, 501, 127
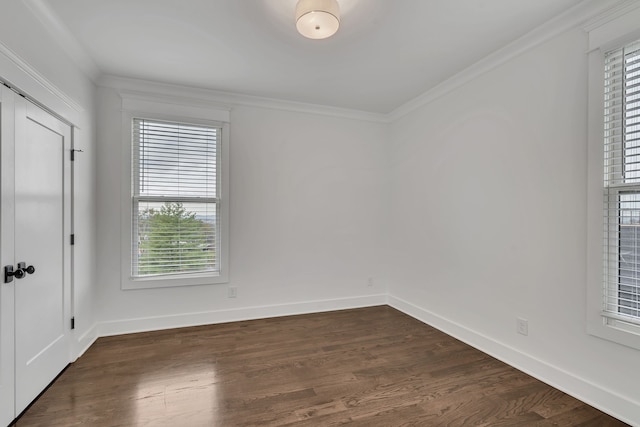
0, 84, 17, 427
0, 87, 72, 424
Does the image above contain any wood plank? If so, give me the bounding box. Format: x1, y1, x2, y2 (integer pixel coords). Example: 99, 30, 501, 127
14, 306, 629, 426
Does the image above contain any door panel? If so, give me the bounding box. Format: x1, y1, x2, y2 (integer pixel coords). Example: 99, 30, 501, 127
0, 92, 72, 423
14, 99, 72, 414
0, 85, 17, 427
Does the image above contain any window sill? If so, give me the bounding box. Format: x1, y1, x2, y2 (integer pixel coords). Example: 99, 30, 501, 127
122, 271, 229, 290
587, 315, 640, 351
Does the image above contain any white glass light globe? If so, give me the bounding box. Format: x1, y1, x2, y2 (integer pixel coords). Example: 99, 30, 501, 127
296, 0, 340, 40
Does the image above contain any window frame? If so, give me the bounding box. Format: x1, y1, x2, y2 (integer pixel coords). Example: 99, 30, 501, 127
587, 9, 640, 350
120, 94, 230, 290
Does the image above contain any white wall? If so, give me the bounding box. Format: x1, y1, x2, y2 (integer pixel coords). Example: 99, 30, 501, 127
4, 2, 638, 423
387, 27, 640, 424
0, 2, 97, 356
95, 84, 388, 334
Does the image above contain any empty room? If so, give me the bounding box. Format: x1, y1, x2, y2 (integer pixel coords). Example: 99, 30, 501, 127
1, 0, 640, 425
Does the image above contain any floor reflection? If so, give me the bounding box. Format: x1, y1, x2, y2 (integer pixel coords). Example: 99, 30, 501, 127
132, 361, 221, 426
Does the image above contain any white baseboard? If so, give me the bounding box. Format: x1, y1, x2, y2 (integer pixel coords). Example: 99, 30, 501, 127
73, 323, 99, 361
387, 295, 640, 427
97, 294, 388, 338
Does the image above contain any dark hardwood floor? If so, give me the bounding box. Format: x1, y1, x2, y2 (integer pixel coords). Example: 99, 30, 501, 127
14, 306, 627, 426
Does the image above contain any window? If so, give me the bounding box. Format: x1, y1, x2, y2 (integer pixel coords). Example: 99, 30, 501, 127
602, 39, 640, 326
587, 7, 640, 349
120, 94, 229, 289
132, 118, 220, 278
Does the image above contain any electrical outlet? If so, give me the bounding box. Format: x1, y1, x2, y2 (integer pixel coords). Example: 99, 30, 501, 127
517, 317, 528, 336
228, 287, 237, 298
367, 277, 374, 287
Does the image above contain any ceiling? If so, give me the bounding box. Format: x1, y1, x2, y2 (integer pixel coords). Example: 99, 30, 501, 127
39, 0, 586, 114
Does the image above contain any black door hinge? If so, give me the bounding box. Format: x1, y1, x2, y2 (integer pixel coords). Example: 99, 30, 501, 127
70, 234, 75, 245
70, 149, 84, 161
71, 317, 75, 330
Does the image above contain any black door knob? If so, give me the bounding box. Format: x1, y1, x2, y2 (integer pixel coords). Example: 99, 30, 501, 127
3, 263, 35, 283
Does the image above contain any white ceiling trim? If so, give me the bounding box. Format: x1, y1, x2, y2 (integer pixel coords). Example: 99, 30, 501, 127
99, 75, 389, 123
585, 0, 640, 51
24, 0, 635, 125
23, 0, 101, 82
120, 90, 231, 123
583, 0, 640, 32
0, 40, 83, 124
387, 0, 627, 122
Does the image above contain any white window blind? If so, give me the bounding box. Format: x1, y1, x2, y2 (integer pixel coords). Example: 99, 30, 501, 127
132, 118, 220, 278
603, 38, 640, 325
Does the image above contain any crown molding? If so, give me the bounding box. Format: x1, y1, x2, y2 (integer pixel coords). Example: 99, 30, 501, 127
583, 0, 640, 32
0, 40, 83, 123
22, 0, 634, 124
119, 89, 231, 123
584, 0, 640, 52
98, 75, 388, 123
23, 0, 101, 82
387, 0, 626, 122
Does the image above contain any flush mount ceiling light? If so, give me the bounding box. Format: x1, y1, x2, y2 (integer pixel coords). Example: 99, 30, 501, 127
295, 0, 340, 40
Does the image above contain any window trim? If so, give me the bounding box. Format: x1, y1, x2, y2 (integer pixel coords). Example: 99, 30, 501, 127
587, 7, 640, 350
120, 94, 230, 290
